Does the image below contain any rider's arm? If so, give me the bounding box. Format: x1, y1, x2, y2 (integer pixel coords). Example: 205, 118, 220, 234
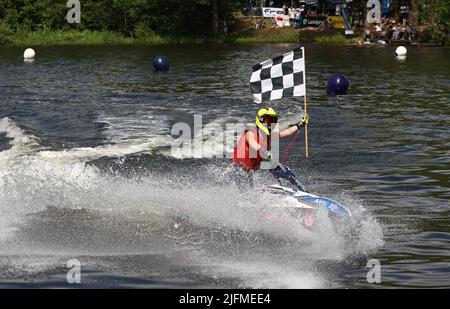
245, 130, 262, 153
279, 115, 309, 138
279, 124, 301, 138
246, 131, 271, 159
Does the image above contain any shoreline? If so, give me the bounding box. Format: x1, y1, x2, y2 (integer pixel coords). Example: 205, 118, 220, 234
0, 29, 442, 48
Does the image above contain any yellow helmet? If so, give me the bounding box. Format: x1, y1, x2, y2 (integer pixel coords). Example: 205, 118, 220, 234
255, 107, 278, 136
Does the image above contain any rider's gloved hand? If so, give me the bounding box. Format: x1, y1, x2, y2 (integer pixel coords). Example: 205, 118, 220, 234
259, 148, 273, 161
290, 114, 310, 130
299, 114, 309, 127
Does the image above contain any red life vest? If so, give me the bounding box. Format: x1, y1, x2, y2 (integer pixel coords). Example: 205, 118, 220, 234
232, 126, 270, 171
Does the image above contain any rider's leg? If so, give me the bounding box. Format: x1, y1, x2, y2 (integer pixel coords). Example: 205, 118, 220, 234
269, 164, 307, 191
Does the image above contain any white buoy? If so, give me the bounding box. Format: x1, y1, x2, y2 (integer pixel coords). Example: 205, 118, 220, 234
23, 48, 36, 60
395, 46, 407, 56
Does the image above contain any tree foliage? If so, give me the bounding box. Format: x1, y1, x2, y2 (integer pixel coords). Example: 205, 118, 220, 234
0, 0, 246, 38
412, 0, 449, 46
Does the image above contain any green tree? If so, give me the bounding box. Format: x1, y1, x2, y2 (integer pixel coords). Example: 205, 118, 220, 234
417, 0, 449, 46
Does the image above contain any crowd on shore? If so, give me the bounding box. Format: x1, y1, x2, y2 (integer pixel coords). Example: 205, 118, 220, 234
364, 17, 416, 43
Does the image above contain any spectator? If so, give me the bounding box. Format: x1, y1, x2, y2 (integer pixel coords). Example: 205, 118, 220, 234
223, 20, 228, 35
283, 3, 289, 15
386, 20, 393, 39
228, 19, 235, 33
365, 26, 373, 41
400, 18, 414, 42
392, 24, 401, 40
300, 4, 305, 15
375, 23, 386, 40
380, 25, 386, 40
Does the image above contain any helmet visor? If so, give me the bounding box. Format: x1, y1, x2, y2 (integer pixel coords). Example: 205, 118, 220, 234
263, 115, 278, 124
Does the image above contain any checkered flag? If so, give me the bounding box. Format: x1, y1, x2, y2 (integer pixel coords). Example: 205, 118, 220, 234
250, 47, 306, 103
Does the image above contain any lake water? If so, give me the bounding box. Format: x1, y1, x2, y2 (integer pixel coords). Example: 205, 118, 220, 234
0, 44, 448, 288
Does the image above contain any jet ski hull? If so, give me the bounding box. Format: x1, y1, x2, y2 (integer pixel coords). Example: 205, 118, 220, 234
268, 184, 352, 218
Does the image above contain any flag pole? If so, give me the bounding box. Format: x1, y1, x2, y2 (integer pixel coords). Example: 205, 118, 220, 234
304, 93, 308, 158
302, 47, 309, 158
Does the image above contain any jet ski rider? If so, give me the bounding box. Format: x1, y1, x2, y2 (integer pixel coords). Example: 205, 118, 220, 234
229, 107, 308, 184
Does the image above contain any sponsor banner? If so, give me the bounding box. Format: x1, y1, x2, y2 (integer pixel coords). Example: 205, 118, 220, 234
328, 16, 345, 29
301, 16, 326, 28
262, 7, 284, 18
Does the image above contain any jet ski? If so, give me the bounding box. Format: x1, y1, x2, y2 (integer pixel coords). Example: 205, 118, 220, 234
266, 164, 352, 227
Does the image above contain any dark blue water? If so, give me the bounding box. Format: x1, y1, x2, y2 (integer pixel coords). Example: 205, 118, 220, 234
0, 44, 448, 288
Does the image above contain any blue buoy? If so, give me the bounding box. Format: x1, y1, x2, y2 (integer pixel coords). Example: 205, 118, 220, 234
327, 74, 349, 96
153, 55, 170, 72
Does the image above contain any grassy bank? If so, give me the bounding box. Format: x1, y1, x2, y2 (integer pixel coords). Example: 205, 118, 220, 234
1, 20, 357, 46
3, 29, 208, 46
2, 29, 356, 46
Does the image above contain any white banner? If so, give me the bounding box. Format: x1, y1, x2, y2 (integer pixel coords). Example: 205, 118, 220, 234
262, 7, 284, 18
